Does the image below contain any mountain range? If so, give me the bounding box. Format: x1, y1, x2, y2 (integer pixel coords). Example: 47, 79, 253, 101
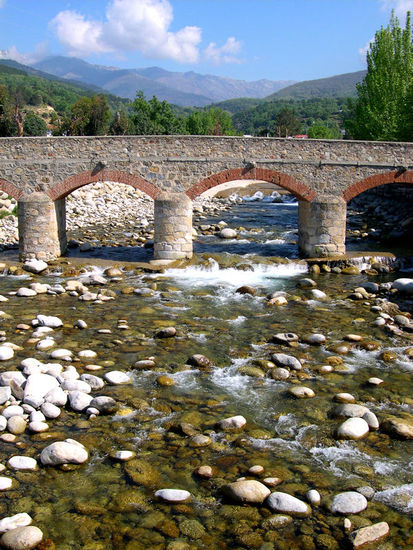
33, 56, 295, 107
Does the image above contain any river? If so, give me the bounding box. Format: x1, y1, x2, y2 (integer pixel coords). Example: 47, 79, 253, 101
0, 191, 411, 549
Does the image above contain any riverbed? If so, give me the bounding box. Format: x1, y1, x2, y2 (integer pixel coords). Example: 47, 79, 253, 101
0, 192, 411, 550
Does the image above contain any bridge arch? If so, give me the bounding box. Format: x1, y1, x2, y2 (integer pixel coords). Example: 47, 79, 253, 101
47, 168, 160, 201
186, 167, 317, 201
0, 178, 23, 200
343, 170, 413, 202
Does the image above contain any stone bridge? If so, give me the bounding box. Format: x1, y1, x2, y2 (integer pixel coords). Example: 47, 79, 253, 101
0, 135, 412, 261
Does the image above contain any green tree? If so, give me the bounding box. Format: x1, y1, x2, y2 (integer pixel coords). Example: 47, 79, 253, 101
61, 94, 110, 135
131, 91, 155, 134
346, 11, 413, 140
0, 85, 16, 136
273, 107, 301, 137
23, 111, 47, 136
307, 121, 341, 139
186, 107, 236, 135
110, 105, 130, 135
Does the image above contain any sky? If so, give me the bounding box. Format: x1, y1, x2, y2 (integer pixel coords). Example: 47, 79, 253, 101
0, 0, 412, 82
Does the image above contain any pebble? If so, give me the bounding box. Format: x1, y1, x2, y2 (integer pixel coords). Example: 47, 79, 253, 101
303, 333, 326, 345
40, 439, 88, 465
333, 393, 356, 403
0, 526, 43, 549
103, 371, 131, 385
263, 477, 282, 487
223, 480, 270, 503
36, 315, 63, 328
272, 353, 302, 371
218, 415, 247, 429
50, 348, 73, 360
28, 421, 49, 433
16, 288, 37, 298
68, 391, 93, 412
40, 403, 61, 419
0, 476, 12, 492
272, 333, 299, 344
336, 417, 370, 440
2, 406, 24, 419
288, 386, 315, 398
195, 465, 213, 478
7, 456, 37, 471
266, 492, 312, 517
7, 416, 27, 435
306, 489, 321, 505
348, 521, 389, 548
330, 491, 368, 514
0, 514, 32, 534
368, 377, 384, 385
0, 346, 14, 361
248, 465, 264, 475
155, 327, 176, 338
154, 489, 191, 503
112, 450, 135, 461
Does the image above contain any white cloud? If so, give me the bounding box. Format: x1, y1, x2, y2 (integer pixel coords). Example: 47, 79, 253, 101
358, 39, 373, 64
50, 0, 202, 63
0, 42, 49, 65
380, 0, 413, 19
204, 37, 242, 65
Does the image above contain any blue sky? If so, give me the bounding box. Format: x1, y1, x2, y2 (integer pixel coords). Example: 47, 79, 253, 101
0, 0, 412, 82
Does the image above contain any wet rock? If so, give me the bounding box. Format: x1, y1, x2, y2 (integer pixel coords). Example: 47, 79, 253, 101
0, 525, 43, 549
272, 333, 299, 345
333, 404, 369, 418
271, 353, 302, 371
154, 489, 191, 503
356, 486, 375, 500
187, 354, 212, 368
288, 386, 315, 399
336, 418, 369, 440
238, 365, 265, 377
79, 374, 104, 390
190, 434, 211, 447
155, 327, 176, 338
311, 289, 327, 300
16, 288, 37, 297
270, 367, 290, 380
266, 492, 311, 517
381, 416, 413, 439
133, 359, 156, 370
7, 416, 26, 435
2, 405, 24, 419
303, 333, 326, 345
236, 286, 256, 296
362, 411, 379, 430
0, 514, 32, 533
40, 439, 88, 465
194, 465, 213, 478
330, 491, 368, 514
89, 396, 117, 414
348, 521, 389, 548
0, 346, 14, 361
103, 371, 131, 385
333, 393, 356, 403
35, 315, 63, 329
7, 456, 37, 471
367, 377, 384, 385
22, 259, 48, 274
306, 489, 321, 506
218, 415, 247, 430
262, 514, 293, 529
223, 480, 270, 503
68, 391, 93, 412
179, 519, 205, 540
267, 295, 288, 306
392, 278, 413, 294
297, 278, 317, 288
0, 477, 12, 491
219, 228, 237, 239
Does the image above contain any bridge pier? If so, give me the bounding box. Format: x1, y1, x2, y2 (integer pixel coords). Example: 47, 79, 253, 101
298, 196, 346, 257
154, 192, 193, 261
18, 192, 67, 261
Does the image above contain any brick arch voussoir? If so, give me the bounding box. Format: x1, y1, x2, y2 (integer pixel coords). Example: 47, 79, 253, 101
0, 178, 23, 200
186, 167, 316, 202
47, 169, 160, 201
343, 170, 413, 202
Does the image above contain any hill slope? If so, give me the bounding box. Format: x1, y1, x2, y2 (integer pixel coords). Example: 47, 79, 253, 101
266, 70, 366, 100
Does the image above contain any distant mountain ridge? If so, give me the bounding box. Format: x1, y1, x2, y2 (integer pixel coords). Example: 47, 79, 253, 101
33, 56, 295, 106
267, 70, 367, 100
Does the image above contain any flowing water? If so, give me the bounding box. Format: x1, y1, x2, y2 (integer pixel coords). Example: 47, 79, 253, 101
0, 193, 412, 549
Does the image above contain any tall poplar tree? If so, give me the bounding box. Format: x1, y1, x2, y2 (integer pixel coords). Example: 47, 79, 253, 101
346, 11, 413, 141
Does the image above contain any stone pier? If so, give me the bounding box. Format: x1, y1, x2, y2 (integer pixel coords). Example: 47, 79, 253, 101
153, 192, 193, 260
18, 193, 67, 261
298, 196, 347, 257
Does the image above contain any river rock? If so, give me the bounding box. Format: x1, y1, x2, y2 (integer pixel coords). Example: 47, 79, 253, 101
7, 456, 37, 471
348, 521, 389, 548
0, 525, 43, 550
68, 391, 93, 412
50, 348, 73, 360
271, 353, 302, 370
270, 367, 290, 380
2, 405, 24, 419
23, 374, 59, 399
0, 514, 32, 534
154, 489, 191, 503
333, 404, 369, 418
0, 346, 14, 361
272, 333, 299, 344
155, 327, 176, 338
288, 386, 315, 398
392, 278, 413, 294
266, 492, 311, 517
0, 417, 7, 431
62, 379, 92, 393
80, 374, 105, 390
223, 480, 270, 503
16, 288, 37, 297
333, 393, 356, 403
330, 491, 368, 514
306, 489, 321, 505
0, 477, 12, 491
311, 289, 327, 300
297, 278, 317, 288
40, 439, 88, 465
44, 387, 67, 406
103, 371, 131, 385
23, 259, 48, 274
362, 411, 379, 430
236, 285, 256, 296
187, 354, 212, 368
218, 415, 247, 430
381, 416, 413, 439
267, 295, 288, 306
219, 228, 237, 239
7, 416, 26, 435
303, 333, 326, 345
89, 396, 117, 414
336, 418, 369, 440
0, 386, 11, 405
28, 421, 49, 433
36, 315, 63, 328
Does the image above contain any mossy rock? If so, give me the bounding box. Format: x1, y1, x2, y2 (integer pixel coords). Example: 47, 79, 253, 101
124, 458, 162, 488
